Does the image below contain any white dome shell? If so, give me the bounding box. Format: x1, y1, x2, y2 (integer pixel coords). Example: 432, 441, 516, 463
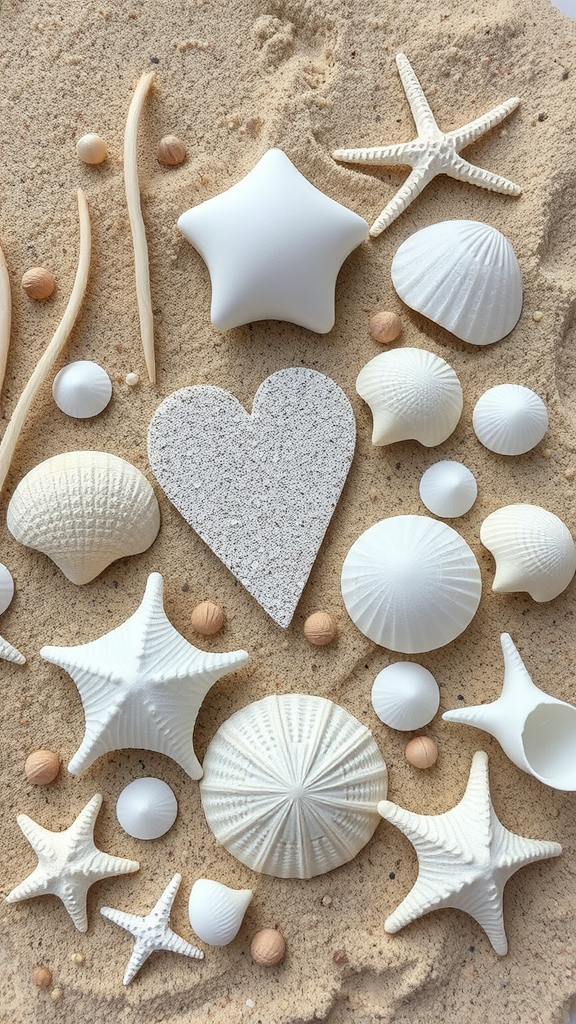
0, 563, 14, 616
116, 777, 178, 840
472, 384, 548, 456
52, 360, 112, 418
480, 504, 576, 602
419, 460, 477, 518
391, 220, 522, 346
372, 662, 440, 731
341, 516, 482, 653
200, 693, 387, 879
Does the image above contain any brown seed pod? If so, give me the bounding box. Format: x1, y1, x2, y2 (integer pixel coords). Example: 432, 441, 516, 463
32, 966, 52, 988
76, 133, 108, 165
369, 310, 402, 345
405, 735, 438, 770
250, 928, 286, 966
157, 135, 187, 166
25, 749, 60, 785
21, 268, 55, 300
303, 611, 337, 646
191, 600, 226, 636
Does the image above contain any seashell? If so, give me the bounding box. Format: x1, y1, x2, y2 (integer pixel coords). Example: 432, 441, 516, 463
480, 503, 576, 602
472, 384, 548, 455
0, 563, 14, 616
341, 515, 481, 653
52, 360, 112, 419
188, 879, 253, 946
7, 451, 161, 585
371, 662, 440, 731
390, 220, 523, 346
419, 460, 477, 518
356, 348, 463, 447
200, 693, 387, 879
116, 777, 178, 840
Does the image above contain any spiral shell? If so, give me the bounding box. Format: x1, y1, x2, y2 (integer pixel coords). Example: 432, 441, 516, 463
188, 879, 253, 946
472, 384, 548, 456
480, 504, 576, 602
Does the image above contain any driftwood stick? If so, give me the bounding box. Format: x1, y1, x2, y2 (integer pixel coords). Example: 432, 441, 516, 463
0, 238, 11, 397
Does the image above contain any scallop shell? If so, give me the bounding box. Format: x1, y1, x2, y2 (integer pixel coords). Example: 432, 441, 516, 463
116, 778, 178, 840
52, 360, 112, 419
371, 662, 440, 731
480, 504, 576, 602
356, 348, 463, 447
419, 460, 477, 518
390, 220, 522, 346
341, 516, 482, 653
188, 879, 253, 946
7, 451, 161, 585
472, 384, 548, 455
0, 563, 15, 616
200, 693, 387, 879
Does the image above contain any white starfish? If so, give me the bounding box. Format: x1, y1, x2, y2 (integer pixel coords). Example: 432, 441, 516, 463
5, 793, 139, 932
101, 873, 204, 985
378, 751, 561, 954
333, 53, 521, 237
0, 633, 25, 664
40, 572, 249, 779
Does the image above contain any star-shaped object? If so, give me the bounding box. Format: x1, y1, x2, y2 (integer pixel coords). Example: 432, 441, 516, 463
5, 793, 139, 932
378, 751, 561, 954
0, 633, 25, 664
178, 147, 368, 333
40, 572, 249, 779
333, 53, 521, 237
101, 873, 204, 985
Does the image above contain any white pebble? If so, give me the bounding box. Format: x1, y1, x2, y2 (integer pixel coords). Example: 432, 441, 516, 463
125, 372, 140, 387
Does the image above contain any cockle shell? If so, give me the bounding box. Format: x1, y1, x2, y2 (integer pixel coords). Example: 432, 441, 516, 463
480, 504, 576, 602
472, 384, 548, 455
419, 460, 477, 518
52, 360, 112, 419
7, 451, 161, 585
390, 220, 523, 346
200, 693, 387, 879
0, 563, 14, 616
188, 879, 253, 946
356, 348, 463, 447
341, 516, 481, 653
371, 662, 440, 731
116, 778, 178, 840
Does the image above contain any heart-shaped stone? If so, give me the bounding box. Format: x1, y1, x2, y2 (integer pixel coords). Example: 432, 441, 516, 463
148, 369, 356, 627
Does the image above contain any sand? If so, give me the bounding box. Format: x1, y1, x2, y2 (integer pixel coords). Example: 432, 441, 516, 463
0, 0, 576, 1021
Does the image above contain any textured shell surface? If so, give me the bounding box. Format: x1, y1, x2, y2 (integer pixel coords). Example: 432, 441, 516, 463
341, 516, 482, 653
480, 504, 576, 602
200, 693, 387, 879
188, 879, 253, 946
356, 348, 463, 447
390, 220, 523, 346
0, 563, 14, 616
7, 451, 161, 585
472, 384, 548, 456
116, 777, 178, 840
371, 662, 440, 731
52, 360, 112, 419
419, 460, 477, 518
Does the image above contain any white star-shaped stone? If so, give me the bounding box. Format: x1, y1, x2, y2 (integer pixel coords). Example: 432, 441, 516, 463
101, 873, 204, 985
378, 751, 561, 954
40, 572, 249, 779
178, 147, 368, 333
5, 793, 139, 932
334, 53, 521, 237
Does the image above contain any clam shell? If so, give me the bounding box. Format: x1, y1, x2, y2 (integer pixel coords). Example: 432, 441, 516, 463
200, 693, 387, 879
371, 662, 440, 731
0, 563, 15, 616
472, 384, 548, 455
419, 460, 477, 518
116, 777, 178, 840
341, 516, 481, 653
188, 879, 253, 946
7, 451, 161, 585
52, 360, 112, 419
356, 348, 463, 447
391, 220, 522, 346
480, 503, 576, 602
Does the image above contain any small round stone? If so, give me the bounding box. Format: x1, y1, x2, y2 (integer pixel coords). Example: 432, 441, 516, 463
25, 749, 60, 785
303, 611, 337, 646
369, 310, 402, 345
405, 735, 438, 770
51, 988, 63, 1002
191, 600, 226, 635
125, 371, 140, 387
250, 928, 286, 966
76, 133, 108, 164
533, 310, 544, 322
21, 267, 55, 300
157, 134, 187, 166
32, 966, 52, 988
69, 952, 85, 965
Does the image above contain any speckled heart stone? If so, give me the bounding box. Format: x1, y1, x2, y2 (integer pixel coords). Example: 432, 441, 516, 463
148, 368, 356, 627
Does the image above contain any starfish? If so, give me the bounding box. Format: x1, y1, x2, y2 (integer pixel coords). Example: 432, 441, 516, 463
378, 751, 561, 954
0, 633, 25, 664
5, 793, 139, 932
40, 572, 249, 779
333, 53, 521, 237
101, 873, 204, 984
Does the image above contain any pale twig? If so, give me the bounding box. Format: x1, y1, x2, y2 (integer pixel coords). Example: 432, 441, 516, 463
0, 238, 11, 396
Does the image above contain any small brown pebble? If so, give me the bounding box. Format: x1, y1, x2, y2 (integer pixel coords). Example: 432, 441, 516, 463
533, 310, 544, 322
303, 611, 337, 646
369, 310, 402, 345
157, 135, 187, 166
25, 749, 60, 785
21, 267, 55, 300
51, 988, 63, 1002
191, 600, 226, 635
32, 966, 52, 988
250, 928, 286, 966
405, 735, 438, 770
333, 949, 348, 965
321, 895, 332, 907
69, 952, 85, 965
76, 133, 108, 165
565, 468, 576, 480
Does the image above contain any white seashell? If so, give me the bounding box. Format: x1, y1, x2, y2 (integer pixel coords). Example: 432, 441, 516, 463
116, 778, 178, 840
419, 460, 477, 518
7, 451, 161, 585
0, 563, 15, 616
200, 693, 387, 879
356, 348, 463, 447
480, 503, 576, 602
390, 220, 523, 346
472, 384, 548, 455
341, 516, 482, 653
52, 360, 112, 419
371, 662, 440, 731
188, 879, 253, 946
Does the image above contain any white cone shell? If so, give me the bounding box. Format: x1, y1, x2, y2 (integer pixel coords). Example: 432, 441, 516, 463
0, 564, 15, 616
419, 460, 477, 518
52, 360, 112, 419
188, 879, 252, 946
116, 777, 178, 840
200, 693, 387, 879
480, 504, 576, 602
7, 451, 161, 585
472, 384, 548, 455
341, 516, 481, 653
371, 662, 440, 731
391, 220, 523, 346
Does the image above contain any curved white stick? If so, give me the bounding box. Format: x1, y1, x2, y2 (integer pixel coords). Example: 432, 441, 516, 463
0, 238, 11, 396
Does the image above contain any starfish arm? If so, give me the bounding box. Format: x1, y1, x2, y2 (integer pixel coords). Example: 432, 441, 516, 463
443, 154, 522, 195
333, 142, 419, 167
0, 633, 25, 664
101, 906, 146, 936
14, 813, 59, 861
5, 864, 53, 904
56, 878, 91, 933
448, 96, 520, 149
384, 863, 472, 933
157, 926, 204, 960
379, 800, 475, 862
395, 53, 441, 136
449, 879, 509, 955
67, 793, 103, 843
370, 164, 437, 237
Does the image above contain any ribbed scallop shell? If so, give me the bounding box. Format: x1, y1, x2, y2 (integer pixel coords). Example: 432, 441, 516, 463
480, 504, 576, 602
472, 384, 548, 455
7, 451, 161, 585
356, 348, 463, 447
188, 879, 253, 946
0, 563, 14, 616
341, 516, 482, 653
391, 220, 522, 345
200, 693, 387, 879
419, 460, 477, 518
371, 662, 440, 731
116, 778, 178, 840
52, 360, 112, 419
